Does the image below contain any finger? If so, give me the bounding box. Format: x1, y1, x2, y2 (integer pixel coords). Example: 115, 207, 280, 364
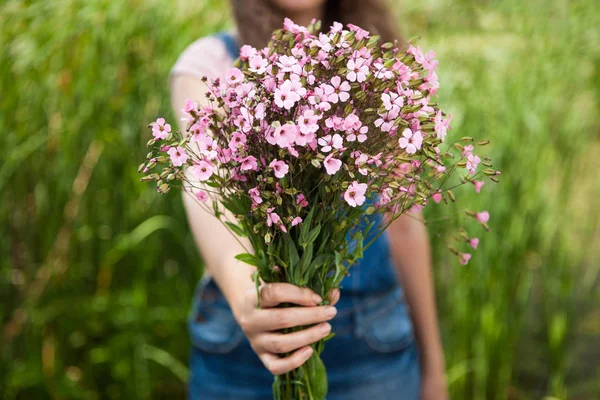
255, 322, 332, 354
327, 288, 340, 306
260, 283, 323, 308
260, 346, 314, 375
251, 306, 337, 331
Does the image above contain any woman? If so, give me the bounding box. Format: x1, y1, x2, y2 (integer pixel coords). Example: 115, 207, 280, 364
170, 1, 448, 399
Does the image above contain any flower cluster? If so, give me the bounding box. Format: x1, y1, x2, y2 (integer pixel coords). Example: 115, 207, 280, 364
140, 18, 499, 274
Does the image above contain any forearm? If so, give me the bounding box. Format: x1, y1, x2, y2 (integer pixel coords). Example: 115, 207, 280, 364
182, 191, 256, 318
388, 213, 445, 373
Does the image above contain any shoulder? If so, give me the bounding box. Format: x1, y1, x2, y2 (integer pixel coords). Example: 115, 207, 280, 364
170, 35, 233, 83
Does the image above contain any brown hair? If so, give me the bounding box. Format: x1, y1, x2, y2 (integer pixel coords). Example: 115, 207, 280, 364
229, 0, 403, 50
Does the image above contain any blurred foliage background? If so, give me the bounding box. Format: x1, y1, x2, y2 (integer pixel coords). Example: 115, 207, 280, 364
1, 0, 599, 399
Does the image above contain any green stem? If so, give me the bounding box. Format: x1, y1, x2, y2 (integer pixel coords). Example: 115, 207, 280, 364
303, 363, 314, 400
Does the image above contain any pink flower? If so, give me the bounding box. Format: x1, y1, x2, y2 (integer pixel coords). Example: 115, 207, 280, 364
274, 80, 301, 110
240, 156, 258, 171
266, 207, 281, 226
381, 92, 403, 112
226, 68, 244, 85
248, 187, 262, 204
296, 194, 308, 208
347, 23, 370, 40
472, 180, 485, 193
269, 159, 289, 178
198, 136, 218, 160
268, 123, 298, 148
282, 18, 308, 34
291, 217, 303, 226
248, 55, 268, 74
347, 59, 369, 82
398, 129, 423, 154
276, 55, 300, 74
475, 211, 490, 223
459, 252, 472, 265
167, 146, 187, 167
466, 154, 481, 174
374, 108, 399, 133
239, 45, 257, 60
195, 190, 209, 202
469, 238, 479, 250
152, 118, 171, 140
324, 154, 342, 175
329, 76, 351, 103
344, 181, 368, 207
462, 145, 474, 157
432, 192, 443, 204
229, 132, 247, 151
192, 160, 213, 181
318, 134, 343, 153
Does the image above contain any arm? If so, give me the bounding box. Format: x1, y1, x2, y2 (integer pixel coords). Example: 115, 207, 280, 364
387, 213, 448, 399
170, 74, 338, 374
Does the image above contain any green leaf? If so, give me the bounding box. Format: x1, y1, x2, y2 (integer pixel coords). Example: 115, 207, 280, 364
306, 353, 328, 400
224, 221, 247, 237
301, 207, 315, 243
284, 233, 300, 269
301, 224, 321, 248
234, 253, 259, 267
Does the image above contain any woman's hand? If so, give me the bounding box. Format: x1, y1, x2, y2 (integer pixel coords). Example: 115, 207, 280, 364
233, 282, 340, 376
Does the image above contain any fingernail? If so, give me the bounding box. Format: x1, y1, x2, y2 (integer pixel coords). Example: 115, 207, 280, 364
303, 347, 313, 357
321, 323, 331, 333
325, 307, 337, 318
312, 294, 323, 303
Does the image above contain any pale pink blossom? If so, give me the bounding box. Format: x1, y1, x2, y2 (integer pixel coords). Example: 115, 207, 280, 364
229, 132, 247, 150
347, 23, 370, 40
324, 154, 342, 175
198, 136, 218, 160
240, 156, 258, 171
432, 192, 443, 204
475, 211, 490, 223
248, 187, 262, 204
269, 159, 289, 178
266, 207, 281, 226
318, 134, 343, 153
291, 217, 303, 226
347, 58, 369, 82
267, 123, 298, 148
381, 92, 404, 112
398, 129, 423, 154
167, 146, 187, 166
195, 190, 209, 202
328, 76, 351, 103
466, 154, 481, 174
226, 68, 244, 85
239, 45, 257, 60
296, 194, 308, 208
192, 160, 213, 181
248, 55, 268, 74
152, 118, 171, 140
344, 181, 368, 207
274, 80, 301, 110
472, 180, 485, 193
374, 108, 399, 132
282, 18, 308, 34
469, 238, 479, 250
459, 252, 472, 265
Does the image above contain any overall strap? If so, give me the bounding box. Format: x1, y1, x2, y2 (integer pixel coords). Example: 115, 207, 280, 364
215, 31, 239, 60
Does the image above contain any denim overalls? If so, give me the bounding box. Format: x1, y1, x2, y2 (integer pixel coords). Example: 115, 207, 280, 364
187, 33, 421, 400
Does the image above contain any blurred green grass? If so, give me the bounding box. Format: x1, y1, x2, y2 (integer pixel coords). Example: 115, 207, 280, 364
1, 0, 599, 399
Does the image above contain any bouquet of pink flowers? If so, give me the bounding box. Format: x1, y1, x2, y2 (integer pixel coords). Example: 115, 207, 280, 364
140, 18, 498, 400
